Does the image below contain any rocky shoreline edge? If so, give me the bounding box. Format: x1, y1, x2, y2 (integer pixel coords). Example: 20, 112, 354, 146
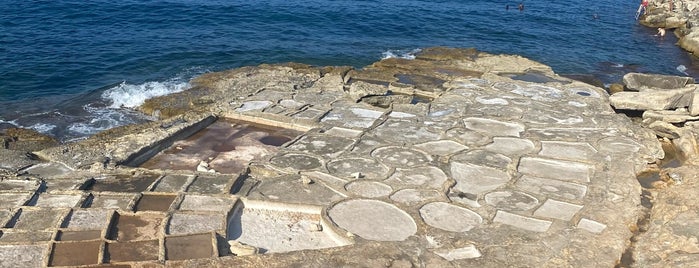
0, 47, 698, 267
641, 0, 699, 57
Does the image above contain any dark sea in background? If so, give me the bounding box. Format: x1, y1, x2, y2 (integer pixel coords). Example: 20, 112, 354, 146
1, 0, 698, 141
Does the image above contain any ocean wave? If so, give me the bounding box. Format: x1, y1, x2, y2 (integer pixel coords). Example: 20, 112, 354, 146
381, 48, 422, 60
67, 103, 148, 137
102, 79, 190, 109
27, 123, 57, 133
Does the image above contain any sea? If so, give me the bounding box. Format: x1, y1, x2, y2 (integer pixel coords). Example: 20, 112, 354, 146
2, 0, 698, 142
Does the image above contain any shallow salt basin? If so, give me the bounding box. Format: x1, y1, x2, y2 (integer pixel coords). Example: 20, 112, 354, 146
140, 119, 301, 174
226, 201, 349, 253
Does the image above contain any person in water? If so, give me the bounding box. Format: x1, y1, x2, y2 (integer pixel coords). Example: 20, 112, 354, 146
518, 3, 524, 11
656, 27, 666, 37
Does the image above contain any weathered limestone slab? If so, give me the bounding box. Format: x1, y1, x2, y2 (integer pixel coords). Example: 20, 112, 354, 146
326, 157, 390, 180
484, 191, 539, 211
622, 72, 694, 91
533, 199, 584, 221
246, 174, 345, 205
344, 181, 392, 198
187, 175, 232, 194
0, 230, 54, 243
371, 119, 441, 144
577, 218, 607, 234
229, 204, 343, 253
320, 107, 384, 129
168, 212, 225, 235
329, 199, 416, 241
690, 86, 699, 116
413, 140, 468, 156
371, 146, 433, 167
463, 117, 525, 137
88, 193, 138, 210
62, 209, 111, 230
270, 153, 323, 171
8, 208, 67, 230
0, 193, 33, 209
517, 157, 593, 183
178, 195, 236, 212
0, 179, 41, 192
286, 134, 354, 157
0, 244, 48, 268
451, 149, 513, 170
33, 193, 84, 208
539, 141, 598, 162
450, 162, 511, 195
385, 166, 448, 189
484, 137, 535, 155
390, 189, 443, 206
609, 88, 693, 111
643, 109, 699, 123
419, 202, 482, 232
493, 210, 552, 232
515, 175, 588, 200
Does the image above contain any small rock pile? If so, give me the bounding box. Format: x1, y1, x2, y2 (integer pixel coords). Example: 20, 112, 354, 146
641, 0, 699, 57
610, 72, 699, 163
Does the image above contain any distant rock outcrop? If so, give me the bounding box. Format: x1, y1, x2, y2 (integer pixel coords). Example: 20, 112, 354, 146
641, 0, 699, 57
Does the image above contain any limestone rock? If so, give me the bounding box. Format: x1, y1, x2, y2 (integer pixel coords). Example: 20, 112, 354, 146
609, 83, 625, 94
228, 240, 259, 256
609, 88, 693, 110
642, 109, 699, 123
689, 86, 699, 115
672, 124, 699, 162
633, 165, 699, 267
622, 73, 694, 91
647, 121, 681, 139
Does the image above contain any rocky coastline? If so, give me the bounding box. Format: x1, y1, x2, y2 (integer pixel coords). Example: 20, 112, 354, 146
1, 47, 698, 267
641, 0, 699, 57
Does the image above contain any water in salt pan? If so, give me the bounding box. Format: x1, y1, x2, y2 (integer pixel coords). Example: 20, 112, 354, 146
140, 119, 301, 174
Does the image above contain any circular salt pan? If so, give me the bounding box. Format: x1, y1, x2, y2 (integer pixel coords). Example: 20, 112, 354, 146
344, 181, 392, 198
420, 202, 482, 232
328, 199, 416, 241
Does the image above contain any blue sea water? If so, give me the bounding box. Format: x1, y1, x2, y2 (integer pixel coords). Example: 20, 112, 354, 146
1, 0, 698, 141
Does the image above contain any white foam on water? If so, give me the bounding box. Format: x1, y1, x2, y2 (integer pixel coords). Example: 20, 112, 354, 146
28, 123, 57, 133
67, 103, 144, 136
102, 79, 190, 109
381, 48, 421, 60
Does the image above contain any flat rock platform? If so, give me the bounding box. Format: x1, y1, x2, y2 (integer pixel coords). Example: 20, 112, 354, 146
0, 48, 668, 267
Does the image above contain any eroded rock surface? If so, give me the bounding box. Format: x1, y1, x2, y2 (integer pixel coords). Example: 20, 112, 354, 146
0, 48, 666, 267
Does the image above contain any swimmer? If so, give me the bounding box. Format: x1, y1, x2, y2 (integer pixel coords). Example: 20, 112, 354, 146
656, 28, 666, 37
